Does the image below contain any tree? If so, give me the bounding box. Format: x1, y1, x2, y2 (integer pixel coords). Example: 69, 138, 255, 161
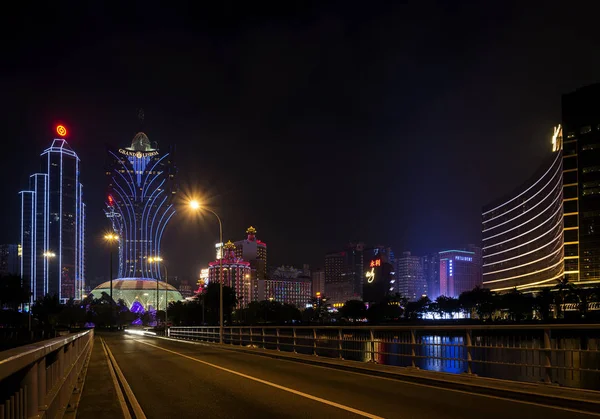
533, 288, 555, 321
202, 283, 237, 325
404, 296, 430, 320
501, 289, 534, 321
0, 275, 31, 311
32, 294, 62, 328
554, 276, 574, 319
339, 300, 367, 322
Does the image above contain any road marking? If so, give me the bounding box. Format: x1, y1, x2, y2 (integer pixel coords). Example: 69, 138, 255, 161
101, 338, 132, 419
151, 335, 600, 417
132, 338, 385, 419
103, 338, 147, 419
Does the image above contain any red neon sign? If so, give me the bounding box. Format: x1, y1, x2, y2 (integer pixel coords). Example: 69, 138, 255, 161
56, 125, 67, 137
369, 259, 381, 268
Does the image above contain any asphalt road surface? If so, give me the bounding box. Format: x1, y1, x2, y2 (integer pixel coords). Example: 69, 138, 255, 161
101, 333, 599, 419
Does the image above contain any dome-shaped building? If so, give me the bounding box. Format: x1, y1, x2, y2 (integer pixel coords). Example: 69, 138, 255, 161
91, 279, 182, 311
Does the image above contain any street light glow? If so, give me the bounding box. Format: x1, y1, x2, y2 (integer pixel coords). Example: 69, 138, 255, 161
104, 233, 119, 241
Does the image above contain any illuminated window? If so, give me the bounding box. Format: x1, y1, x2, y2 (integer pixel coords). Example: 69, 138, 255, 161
583, 166, 600, 174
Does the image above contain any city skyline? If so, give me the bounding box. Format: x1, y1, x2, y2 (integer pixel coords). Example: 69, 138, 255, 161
3, 3, 600, 282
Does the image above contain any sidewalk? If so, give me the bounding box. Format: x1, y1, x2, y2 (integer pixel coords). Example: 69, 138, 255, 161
159, 336, 600, 414
77, 336, 124, 418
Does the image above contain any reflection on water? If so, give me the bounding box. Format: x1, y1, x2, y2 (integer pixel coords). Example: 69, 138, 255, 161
367, 333, 600, 390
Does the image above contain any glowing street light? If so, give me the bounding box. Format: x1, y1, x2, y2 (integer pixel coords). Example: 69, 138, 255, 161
189, 199, 224, 343
104, 233, 119, 328
148, 256, 169, 325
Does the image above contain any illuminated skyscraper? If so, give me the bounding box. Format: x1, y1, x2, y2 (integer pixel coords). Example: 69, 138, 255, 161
396, 251, 426, 301
561, 84, 600, 285
439, 250, 479, 298
482, 134, 564, 291
208, 241, 252, 307
20, 129, 85, 302
105, 132, 177, 280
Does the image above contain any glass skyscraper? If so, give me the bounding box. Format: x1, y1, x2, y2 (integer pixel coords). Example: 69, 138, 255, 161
20, 138, 85, 302
105, 132, 177, 280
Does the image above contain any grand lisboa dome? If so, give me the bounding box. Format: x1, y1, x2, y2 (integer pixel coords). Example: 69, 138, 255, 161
91, 279, 182, 311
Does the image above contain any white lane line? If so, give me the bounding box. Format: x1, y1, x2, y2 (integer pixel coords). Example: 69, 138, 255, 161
104, 339, 147, 419
133, 338, 385, 419
101, 338, 132, 419
151, 336, 600, 417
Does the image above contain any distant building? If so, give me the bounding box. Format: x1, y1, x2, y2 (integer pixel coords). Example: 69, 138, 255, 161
177, 279, 194, 299
20, 132, 85, 303
0, 244, 19, 276
561, 84, 600, 286
234, 226, 267, 284
395, 252, 426, 301
256, 276, 312, 309
422, 252, 440, 299
208, 241, 252, 308
363, 254, 394, 303
311, 269, 325, 296
439, 250, 481, 298
324, 251, 354, 304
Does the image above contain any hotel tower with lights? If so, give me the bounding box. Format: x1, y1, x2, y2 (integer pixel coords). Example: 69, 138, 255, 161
20, 126, 86, 302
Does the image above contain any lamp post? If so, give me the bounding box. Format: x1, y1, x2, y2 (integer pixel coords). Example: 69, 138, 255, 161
149, 257, 169, 326
189, 200, 224, 343
104, 234, 119, 328
38, 251, 56, 333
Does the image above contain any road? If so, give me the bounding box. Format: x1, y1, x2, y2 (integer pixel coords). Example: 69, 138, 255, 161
101, 333, 599, 419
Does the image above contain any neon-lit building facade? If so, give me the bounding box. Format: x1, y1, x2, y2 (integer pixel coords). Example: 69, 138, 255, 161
439, 250, 480, 297
482, 148, 564, 292
105, 132, 176, 281
20, 137, 85, 302
207, 241, 252, 308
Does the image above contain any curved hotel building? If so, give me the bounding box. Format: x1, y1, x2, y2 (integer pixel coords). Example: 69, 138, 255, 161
482, 140, 564, 291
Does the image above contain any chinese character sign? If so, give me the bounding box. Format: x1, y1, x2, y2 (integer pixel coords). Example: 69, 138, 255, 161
369, 259, 381, 268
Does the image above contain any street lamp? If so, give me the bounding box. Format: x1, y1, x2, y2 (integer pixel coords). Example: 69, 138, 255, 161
104, 233, 119, 328
189, 199, 224, 343
148, 256, 169, 326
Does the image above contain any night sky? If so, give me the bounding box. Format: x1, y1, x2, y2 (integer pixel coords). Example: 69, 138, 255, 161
2, 2, 600, 286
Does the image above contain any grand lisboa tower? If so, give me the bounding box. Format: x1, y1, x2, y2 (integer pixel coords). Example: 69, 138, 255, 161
93, 132, 182, 310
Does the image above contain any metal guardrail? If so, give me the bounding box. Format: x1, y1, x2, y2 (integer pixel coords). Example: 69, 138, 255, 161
167, 325, 600, 390
0, 329, 94, 419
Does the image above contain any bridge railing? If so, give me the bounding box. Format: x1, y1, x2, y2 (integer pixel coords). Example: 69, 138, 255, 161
167, 325, 600, 390
0, 329, 93, 419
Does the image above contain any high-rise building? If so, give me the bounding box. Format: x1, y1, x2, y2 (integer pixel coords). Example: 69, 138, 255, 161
311, 269, 325, 296
256, 276, 312, 309
105, 132, 177, 280
20, 129, 85, 302
324, 251, 354, 304
363, 254, 394, 303
0, 244, 19, 276
422, 252, 440, 299
439, 250, 480, 298
234, 226, 267, 283
396, 251, 426, 301
208, 241, 252, 307
482, 135, 564, 291
561, 84, 600, 286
